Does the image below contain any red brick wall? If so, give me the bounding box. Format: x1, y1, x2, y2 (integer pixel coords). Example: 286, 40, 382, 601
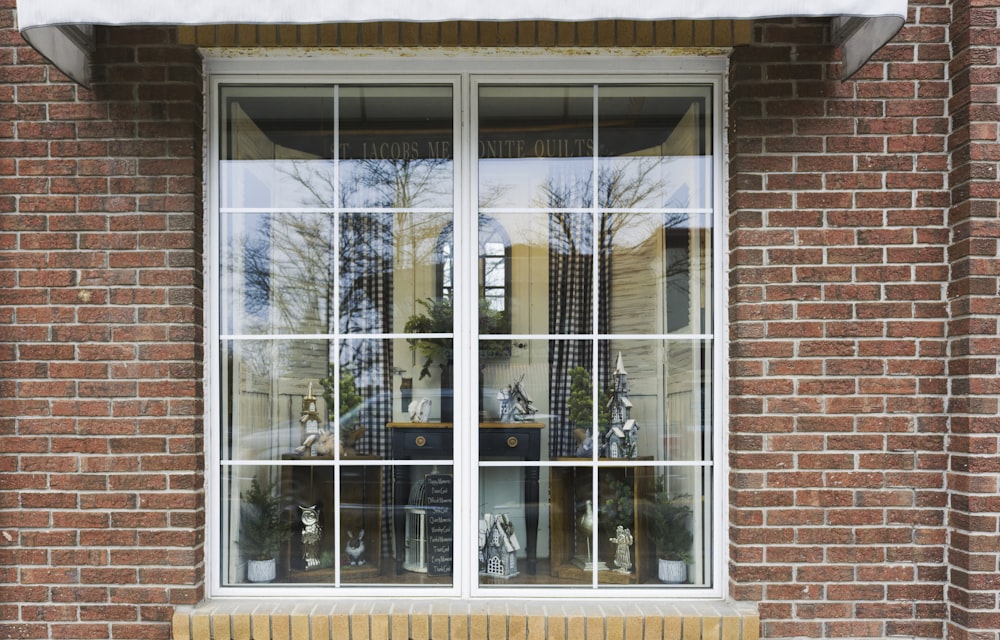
0, 6, 205, 638
946, 2, 1000, 639
3, 1, 999, 639
728, 4, 952, 638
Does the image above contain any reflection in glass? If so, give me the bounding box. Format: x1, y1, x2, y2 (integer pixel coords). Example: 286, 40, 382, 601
221, 339, 334, 462
598, 86, 712, 210
221, 212, 335, 336
221, 160, 337, 210
605, 212, 713, 335
217, 81, 718, 592
340, 86, 453, 209
479, 86, 594, 209
599, 339, 713, 463
220, 86, 337, 210
339, 211, 394, 335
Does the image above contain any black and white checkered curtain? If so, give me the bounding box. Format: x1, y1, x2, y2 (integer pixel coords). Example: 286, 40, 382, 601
547, 212, 611, 458
338, 211, 394, 554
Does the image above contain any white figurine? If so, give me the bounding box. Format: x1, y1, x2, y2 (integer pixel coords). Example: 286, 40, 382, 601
300, 505, 323, 570
610, 525, 633, 573
408, 397, 432, 422
345, 529, 366, 566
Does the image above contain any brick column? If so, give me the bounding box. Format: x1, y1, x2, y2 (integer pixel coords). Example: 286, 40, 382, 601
0, 21, 204, 639
946, 2, 1000, 639
728, 9, 951, 638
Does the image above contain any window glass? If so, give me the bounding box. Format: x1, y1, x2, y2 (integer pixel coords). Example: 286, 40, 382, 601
476, 85, 714, 589
215, 79, 716, 594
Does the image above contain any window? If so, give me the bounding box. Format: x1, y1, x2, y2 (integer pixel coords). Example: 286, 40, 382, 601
210, 56, 723, 598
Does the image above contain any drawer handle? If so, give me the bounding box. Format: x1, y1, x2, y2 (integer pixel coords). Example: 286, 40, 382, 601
415, 435, 426, 447
506, 436, 519, 448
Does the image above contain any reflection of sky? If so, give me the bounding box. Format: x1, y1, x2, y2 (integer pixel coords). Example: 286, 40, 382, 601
341, 159, 452, 209
222, 159, 455, 210
480, 156, 710, 210
479, 158, 592, 209
222, 160, 336, 210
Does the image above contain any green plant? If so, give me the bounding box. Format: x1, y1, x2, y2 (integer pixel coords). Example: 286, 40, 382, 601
319, 369, 363, 436
404, 297, 509, 379
599, 479, 635, 531
404, 297, 455, 380
566, 366, 610, 430
645, 486, 693, 562
239, 477, 292, 561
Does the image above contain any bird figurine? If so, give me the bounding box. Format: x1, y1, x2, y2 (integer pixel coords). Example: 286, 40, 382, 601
578, 499, 595, 562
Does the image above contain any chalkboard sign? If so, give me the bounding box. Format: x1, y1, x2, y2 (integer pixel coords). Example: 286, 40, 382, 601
423, 473, 453, 576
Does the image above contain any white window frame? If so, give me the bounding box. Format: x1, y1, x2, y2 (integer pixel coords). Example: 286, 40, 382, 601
205, 49, 729, 600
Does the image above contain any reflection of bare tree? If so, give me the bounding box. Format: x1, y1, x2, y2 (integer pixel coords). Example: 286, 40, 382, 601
545, 158, 694, 457
238, 211, 333, 334
540, 157, 693, 292
232, 157, 451, 333
343, 158, 449, 209
227, 155, 458, 407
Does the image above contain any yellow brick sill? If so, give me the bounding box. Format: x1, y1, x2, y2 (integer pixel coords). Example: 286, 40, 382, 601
172, 599, 759, 640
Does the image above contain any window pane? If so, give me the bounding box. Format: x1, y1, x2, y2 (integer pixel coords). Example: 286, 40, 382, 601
624, 467, 713, 588
220, 212, 335, 336
479, 86, 594, 209
479, 212, 594, 336
221, 338, 335, 462
340, 86, 453, 209
605, 212, 713, 335
478, 466, 550, 585
600, 339, 713, 463
545, 464, 607, 586
598, 86, 712, 210
220, 86, 336, 210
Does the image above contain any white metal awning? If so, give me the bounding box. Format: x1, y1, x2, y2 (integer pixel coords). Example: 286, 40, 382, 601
16, 0, 907, 86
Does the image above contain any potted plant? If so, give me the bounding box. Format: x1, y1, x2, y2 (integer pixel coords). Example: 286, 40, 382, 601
566, 366, 610, 457
239, 476, 291, 583
645, 488, 693, 584
404, 297, 510, 422
320, 369, 365, 456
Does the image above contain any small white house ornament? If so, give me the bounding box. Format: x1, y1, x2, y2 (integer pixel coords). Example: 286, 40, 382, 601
605, 352, 639, 459
478, 513, 520, 578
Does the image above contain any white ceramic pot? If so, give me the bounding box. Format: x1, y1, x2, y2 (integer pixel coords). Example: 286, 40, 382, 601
657, 558, 687, 584
247, 558, 276, 583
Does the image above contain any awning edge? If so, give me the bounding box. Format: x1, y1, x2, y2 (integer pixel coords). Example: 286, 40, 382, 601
834, 15, 905, 78
21, 25, 94, 87
16, 4, 906, 87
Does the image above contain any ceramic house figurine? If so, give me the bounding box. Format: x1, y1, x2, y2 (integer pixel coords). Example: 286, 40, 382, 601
498, 374, 538, 423
605, 352, 639, 459
478, 513, 520, 578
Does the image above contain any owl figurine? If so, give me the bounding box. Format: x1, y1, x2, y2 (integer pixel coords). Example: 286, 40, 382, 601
300, 505, 323, 570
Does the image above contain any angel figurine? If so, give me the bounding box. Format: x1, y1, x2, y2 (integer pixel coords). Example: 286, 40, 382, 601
610, 525, 633, 573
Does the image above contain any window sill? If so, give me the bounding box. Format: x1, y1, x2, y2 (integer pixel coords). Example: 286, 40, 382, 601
172, 599, 759, 640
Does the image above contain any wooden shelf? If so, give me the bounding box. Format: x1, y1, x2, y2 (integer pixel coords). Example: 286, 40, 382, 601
548, 463, 655, 585
278, 456, 383, 582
